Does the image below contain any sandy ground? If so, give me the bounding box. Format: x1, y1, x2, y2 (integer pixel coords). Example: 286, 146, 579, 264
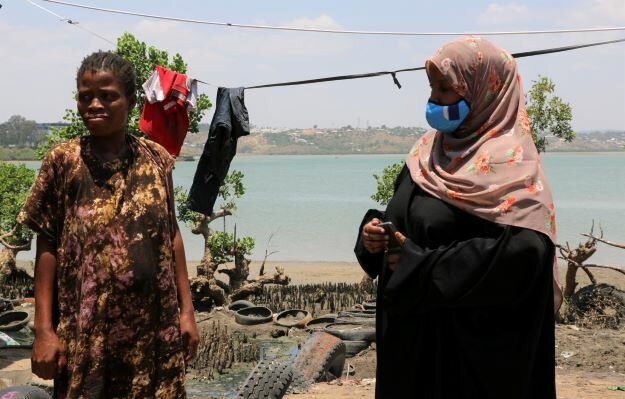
191, 259, 625, 288
188, 260, 367, 285
6, 260, 625, 397
283, 370, 625, 399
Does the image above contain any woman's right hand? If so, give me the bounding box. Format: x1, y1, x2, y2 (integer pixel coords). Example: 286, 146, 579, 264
31, 328, 66, 380
362, 218, 388, 254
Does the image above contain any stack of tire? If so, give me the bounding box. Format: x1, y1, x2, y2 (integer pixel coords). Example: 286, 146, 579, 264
320, 302, 376, 358
230, 301, 313, 329
236, 302, 376, 398
237, 332, 346, 399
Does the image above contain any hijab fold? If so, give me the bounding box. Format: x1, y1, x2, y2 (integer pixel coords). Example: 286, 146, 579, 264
406, 36, 557, 245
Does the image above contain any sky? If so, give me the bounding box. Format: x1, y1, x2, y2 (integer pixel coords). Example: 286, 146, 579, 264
1, 0, 624, 131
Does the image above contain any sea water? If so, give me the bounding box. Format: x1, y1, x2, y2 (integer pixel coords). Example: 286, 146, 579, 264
173, 152, 625, 266
16, 152, 625, 266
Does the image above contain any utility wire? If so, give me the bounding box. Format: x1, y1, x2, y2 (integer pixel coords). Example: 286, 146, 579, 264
41, 0, 625, 37
22, 1, 625, 91
24, 0, 115, 44
246, 37, 625, 89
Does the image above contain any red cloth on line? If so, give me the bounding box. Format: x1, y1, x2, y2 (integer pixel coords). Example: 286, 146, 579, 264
139, 65, 197, 156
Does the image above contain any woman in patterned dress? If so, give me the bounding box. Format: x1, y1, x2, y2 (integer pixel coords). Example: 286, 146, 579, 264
19, 51, 198, 398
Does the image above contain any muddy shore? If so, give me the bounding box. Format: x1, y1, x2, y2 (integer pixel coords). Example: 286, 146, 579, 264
5, 260, 625, 397
191, 261, 625, 398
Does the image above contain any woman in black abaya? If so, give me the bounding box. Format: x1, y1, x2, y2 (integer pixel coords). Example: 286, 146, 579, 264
355, 36, 561, 399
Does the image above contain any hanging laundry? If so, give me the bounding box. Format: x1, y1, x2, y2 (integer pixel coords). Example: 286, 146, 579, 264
139, 65, 198, 156
187, 87, 249, 216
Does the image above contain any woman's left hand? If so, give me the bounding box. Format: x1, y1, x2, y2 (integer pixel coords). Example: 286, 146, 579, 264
180, 310, 199, 363
386, 231, 407, 272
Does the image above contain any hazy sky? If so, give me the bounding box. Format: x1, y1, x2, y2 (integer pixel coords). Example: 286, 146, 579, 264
1, 0, 624, 130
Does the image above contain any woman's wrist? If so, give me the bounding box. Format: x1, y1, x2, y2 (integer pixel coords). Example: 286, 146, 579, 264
34, 324, 56, 337
179, 306, 195, 316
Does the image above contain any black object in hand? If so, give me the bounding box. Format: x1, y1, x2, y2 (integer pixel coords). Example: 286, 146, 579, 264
378, 221, 401, 250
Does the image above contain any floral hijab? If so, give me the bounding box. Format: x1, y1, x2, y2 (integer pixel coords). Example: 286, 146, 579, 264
406, 36, 557, 245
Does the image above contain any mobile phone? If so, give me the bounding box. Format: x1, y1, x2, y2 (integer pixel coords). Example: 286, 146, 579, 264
378, 221, 400, 249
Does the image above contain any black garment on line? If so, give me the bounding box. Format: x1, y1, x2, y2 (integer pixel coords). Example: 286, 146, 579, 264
354, 166, 556, 399
187, 87, 249, 216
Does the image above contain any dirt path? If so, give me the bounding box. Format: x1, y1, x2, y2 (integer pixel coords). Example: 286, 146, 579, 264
284, 370, 625, 399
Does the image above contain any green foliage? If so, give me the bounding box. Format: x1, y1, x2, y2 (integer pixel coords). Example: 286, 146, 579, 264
174, 170, 246, 227
371, 161, 404, 206
37, 32, 212, 158
526, 75, 575, 153
173, 186, 196, 226
208, 231, 255, 265
0, 162, 35, 245
0, 115, 41, 148
219, 170, 246, 211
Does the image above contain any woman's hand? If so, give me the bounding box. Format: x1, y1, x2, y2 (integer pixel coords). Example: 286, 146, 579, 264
180, 310, 199, 363
31, 328, 66, 380
386, 231, 407, 271
362, 218, 388, 254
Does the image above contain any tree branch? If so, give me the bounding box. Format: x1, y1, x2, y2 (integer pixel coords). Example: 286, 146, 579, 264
582, 233, 625, 250
208, 209, 232, 224
582, 263, 625, 277
0, 226, 31, 251
259, 232, 278, 276
564, 258, 625, 278
229, 266, 291, 301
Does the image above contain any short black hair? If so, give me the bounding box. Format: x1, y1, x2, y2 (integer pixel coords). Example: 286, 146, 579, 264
76, 51, 136, 98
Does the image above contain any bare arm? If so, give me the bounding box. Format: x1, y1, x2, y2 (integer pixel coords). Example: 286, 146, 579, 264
173, 227, 194, 315
34, 236, 56, 334
31, 235, 66, 379
167, 172, 199, 362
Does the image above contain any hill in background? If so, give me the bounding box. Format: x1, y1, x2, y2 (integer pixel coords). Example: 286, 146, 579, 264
1, 121, 623, 161
179, 126, 625, 157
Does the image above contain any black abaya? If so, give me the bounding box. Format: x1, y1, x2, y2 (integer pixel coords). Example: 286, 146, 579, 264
355, 167, 556, 399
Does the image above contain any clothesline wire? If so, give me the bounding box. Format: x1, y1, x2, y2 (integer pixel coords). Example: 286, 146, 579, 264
40, 0, 625, 37
245, 37, 625, 90
24, 0, 115, 44
21, 1, 625, 91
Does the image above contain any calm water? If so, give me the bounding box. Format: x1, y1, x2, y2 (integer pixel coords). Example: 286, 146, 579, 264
16, 152, 625, 266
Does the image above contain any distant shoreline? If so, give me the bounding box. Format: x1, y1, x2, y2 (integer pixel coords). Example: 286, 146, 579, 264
2, 129, 623, 161
4, 149, 624, 163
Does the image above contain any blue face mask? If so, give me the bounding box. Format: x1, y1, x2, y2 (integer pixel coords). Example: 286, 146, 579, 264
425, 99, 470, 133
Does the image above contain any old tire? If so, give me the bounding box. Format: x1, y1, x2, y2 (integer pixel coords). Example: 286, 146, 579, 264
568, 283, 625, 329
0, 311, 32, 332
0, 385, 51, 398
305, 316, 336, 332
343, 340, 369, 358
274, 309, 312, 328
324, 322, 376, 342
335, 315, 376, 326
228, 300, 255, 312
235, 306, 273, 325
286, 369, 310, 394
338, 310, 376, 317
237, 360, 293, 399
292, 332, 345, 383
362, 301, 376, 310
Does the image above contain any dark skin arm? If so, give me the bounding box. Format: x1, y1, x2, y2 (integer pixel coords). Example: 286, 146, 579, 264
168, 173, 199, 363
31, 235, 66, 380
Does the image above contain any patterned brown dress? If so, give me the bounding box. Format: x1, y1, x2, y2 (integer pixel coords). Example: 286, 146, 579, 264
18, 135, 186, 398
